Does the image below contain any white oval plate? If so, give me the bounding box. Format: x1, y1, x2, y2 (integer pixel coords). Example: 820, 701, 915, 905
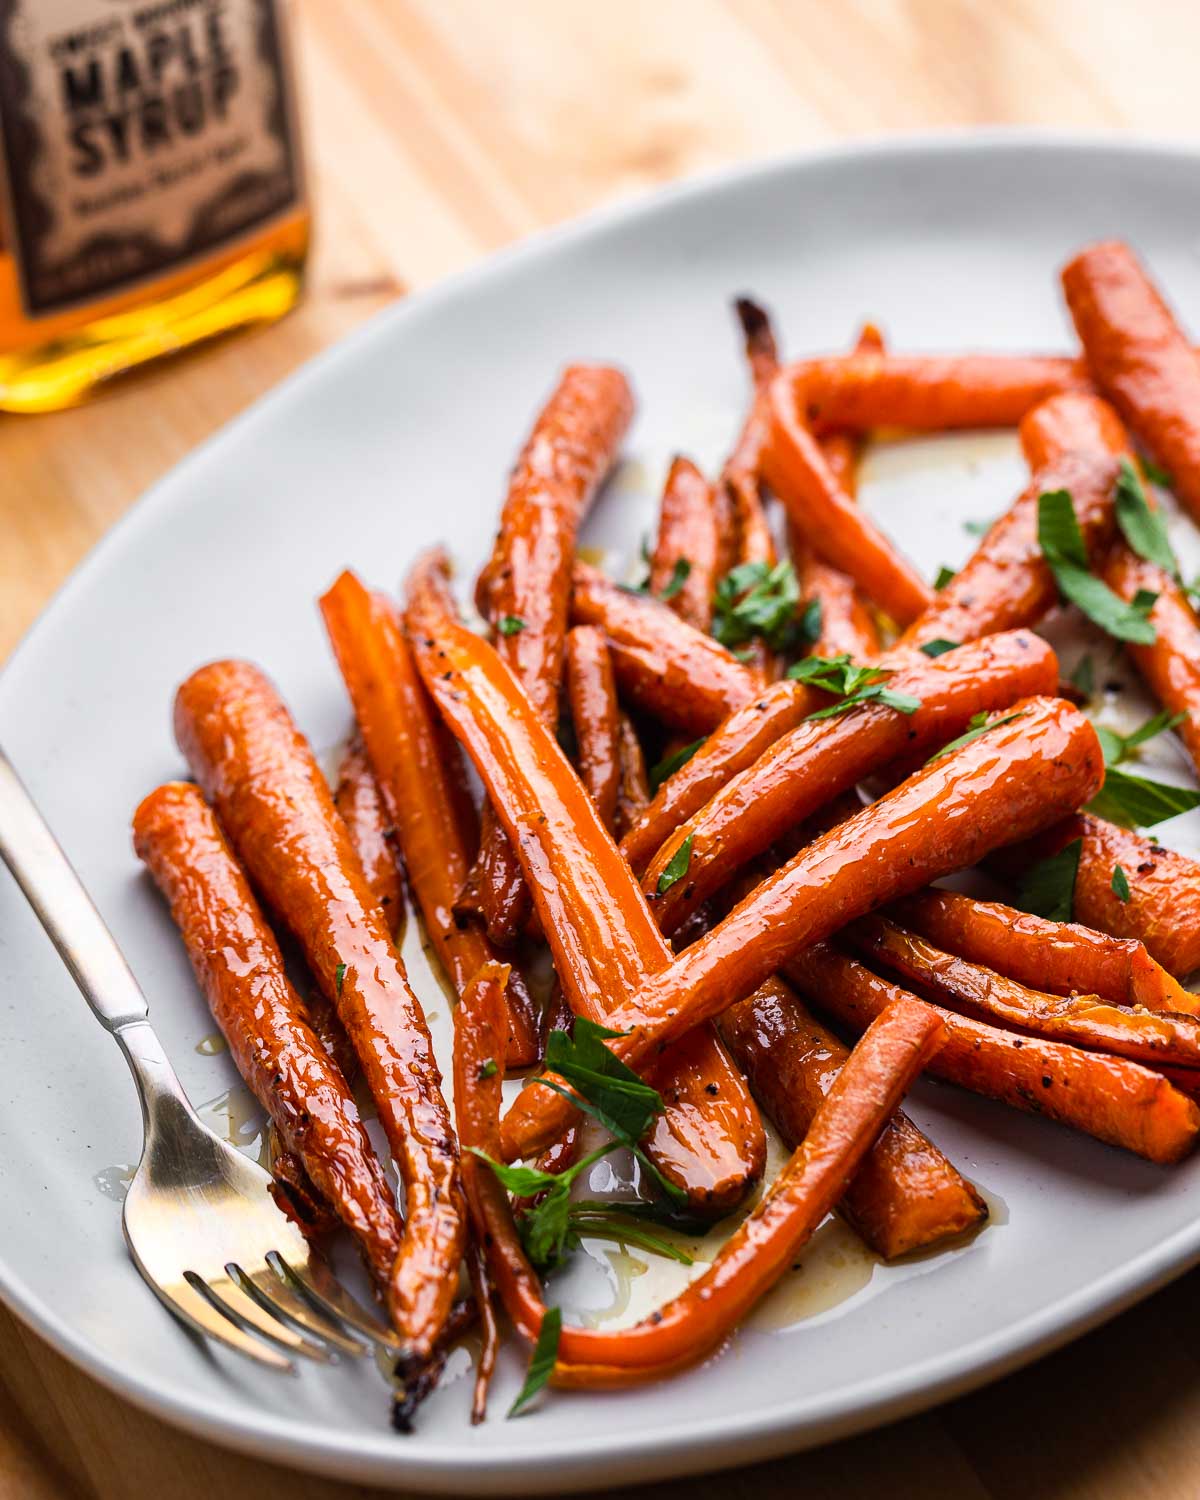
4, 133, 1200, 1495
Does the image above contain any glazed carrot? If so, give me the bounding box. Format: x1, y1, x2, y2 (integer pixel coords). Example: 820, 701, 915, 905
892, 888, 1197, 1015
468, 364, 635, 945
527, 987, 582, 1186
571, 561, 757, 733
614, 713, 651, 840
717, 975, 986, 1259
1105, 539, 1200, 774
456, 964, 944, 1382
619, 678, 821, 876
319, 570, 540, 1069
997, 814, 1200, 979
644, 631, 1059, 933
504, 695, 1104, 1161
899, 393, 1126, 649
784, 351, 1087, 434
816, 322, 886, 492
466, 1239, 498, 1426
1062, 241, 1200, 525
332, 734, 405, 931
851, 915, 1200, 1070
564, 625, 621, 833
649, 457, 723, 632
408, 556, 767, 1215
790, 539, 882, 660
132, 781, 404, 1293
762, 370, 934, 625
789, 943, 1199, 1164
174, 660, 465, 1358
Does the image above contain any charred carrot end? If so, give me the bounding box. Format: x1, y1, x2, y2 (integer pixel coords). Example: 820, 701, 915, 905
132, 780, 403, 1293
790, 944, 1200, 1166
320, 568, 540, 1069
650, 457, 723, 633
564, 625, 621, 833
1063, 241, 1200, 526
718, 976, 985, 1260
762, 371, 935, 626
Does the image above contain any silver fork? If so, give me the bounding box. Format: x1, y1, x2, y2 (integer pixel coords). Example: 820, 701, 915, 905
0, 745, 400, 1374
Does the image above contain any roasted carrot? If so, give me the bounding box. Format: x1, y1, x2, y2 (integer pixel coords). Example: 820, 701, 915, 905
717, 975, 985, 1258
468, 364, 635, 945
649, 457, 723, 632
466, 1239, 498, 1426
564, 625, 620, 833
851, 915, 1200, 1070
456, 963, 944, 1383
816, 322, 886, 493
133, 781, 404, 1292
571, 561, 757, 734
1062, 241, 1200, 526
408, 554, 767, 1216
898, 393, 1125, 649
174, 660, 465, 1358
614, 713, 651, 840
892, 888, 1197, 1014
644, 631, 1059, 933
333, 734, 405, 931
762, 370, 934, 626
789, 943, 1199, 1164
784, 350, 1088, 434
319, 570, 540, 1069
997, 813, 1200, 979
504, 695, 1104, 1161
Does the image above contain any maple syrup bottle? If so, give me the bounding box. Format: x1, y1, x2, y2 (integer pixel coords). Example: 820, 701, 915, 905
0, 0, 309, 411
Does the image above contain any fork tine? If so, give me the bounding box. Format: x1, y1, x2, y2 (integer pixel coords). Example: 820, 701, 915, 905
155, 1276, 297, 1373
229, 1263, 369, 1358
185, 1270, 339, 1363
268, 1250, 401, 1353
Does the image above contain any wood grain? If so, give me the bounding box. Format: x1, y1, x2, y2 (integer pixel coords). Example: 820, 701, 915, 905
4, 1, 1200, 1495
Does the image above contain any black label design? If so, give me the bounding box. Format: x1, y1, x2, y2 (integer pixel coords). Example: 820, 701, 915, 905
0, 0, 303, 314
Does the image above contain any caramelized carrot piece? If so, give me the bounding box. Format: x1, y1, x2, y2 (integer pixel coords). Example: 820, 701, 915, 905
899, 393, 1126, 649
718, 975, 985, 1259
614, 713, 651, 840
504, 695, 1105, 1161
468, 364, 635, 944
649, 457, 723, 632
408, 555, 766, 1216
571, 561, 757, 733
893, 888, 1197, 1015
174, 660, 465, 1357
132, 782, 404, 1292
644, 631, 1059, 933
762, 370, 934, 625
564, 625, 620, 833
456, 964, 944, 1382
784, 351, 1088, 434
998, 814, 1200, 979
319, 570, 540, 1068
789, 943, 1199, 1164
852, 915, 1200, 1070
1062, 241, 1200, 526
332, 734, 405, 931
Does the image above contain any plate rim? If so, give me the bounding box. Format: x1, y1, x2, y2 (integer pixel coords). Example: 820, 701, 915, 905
4, 125, 1200, 1491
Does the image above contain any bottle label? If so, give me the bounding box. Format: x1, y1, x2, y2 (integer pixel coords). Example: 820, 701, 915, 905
0, 0, 303, 314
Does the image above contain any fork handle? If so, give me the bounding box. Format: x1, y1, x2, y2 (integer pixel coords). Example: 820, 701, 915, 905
0, 744, 150, 1031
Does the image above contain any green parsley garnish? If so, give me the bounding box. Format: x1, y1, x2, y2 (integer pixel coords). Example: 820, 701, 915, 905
509, 1307, 561, 1418
1037, 488, 1157, 644
1141, 459, 1174, 489
478, 1057, 498, 1080
335, 962, 347, 996
1114, 458, 1179, 576
656, 834, 694, 895
1111, 864, 1131, 903
1095, 708, 1185, 768
497, 615, 527, 636
786, 653, 921, 722
649, 737, 706, 793
657, 558, 692, 602
1015, 838, 1083, 923
1069, 654, 1095, 698
711, 559, 802, 651
1087, 766, 1200, 829
963, 516, 994, 537
934, 565, 957, 590
919, 638, 960, 658
927, 710, 1025, 763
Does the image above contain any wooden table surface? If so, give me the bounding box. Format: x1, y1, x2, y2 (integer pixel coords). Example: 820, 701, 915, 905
5, 2, 1200, 1495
